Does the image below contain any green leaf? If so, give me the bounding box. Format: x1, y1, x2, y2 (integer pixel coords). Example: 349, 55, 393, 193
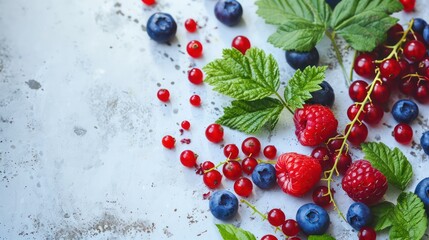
371, 201, 395, 231
389, 192, 428, 240
284, 66, 327, 111
203, 48, 280, 101
308, 234, 336, 240
361, 142, 413, 190
216, 224, 257, 240
216, 98, 284, 134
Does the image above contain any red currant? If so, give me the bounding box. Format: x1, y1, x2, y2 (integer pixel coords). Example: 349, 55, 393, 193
184, 18, 197, 33
180, 150, 197, 168
201, 161, 215, 171
232, 35, 251, 54
312, 186, 332, 207
205, 123, 224, 143
162, 135, 175, 149
203, 170, 222, 189
311, 147, 333, 171
186, 40, 203, 58
364, 103, 384, 125
398, 76, 418, 96
222, 161, 242, 180
386, 23, 404, 45
418, 57, 429, 77
393, 123, 413, 144
241, 157, 258, 175
400, 0, 416, 12
141, 0, 156, 5
267, 209, 286, 227
380, 59, 401, 81
233, 177, 253, 197
188, 68, 204, 85
346, 123, 368, 146
281, 219, 300, 236
370, 82, 390, 104
415, 81, 429, 103
241, 137, 261, 157
327, 138, 344, 153
398, 59, 411, 77
288, 237, 301, 240
263, 145, 277, 159
354, 53, 375, 79
157, 89, 170, 102
261, 235, 278, 240
347, 104, 365, 121
189, 94, 201, 106
331, 152, 352, 175
224, 144, 239, 159
358, 226, 377, 240
349, 80, 369, 102
181, 120, 191, 130
403, 40, 426, 62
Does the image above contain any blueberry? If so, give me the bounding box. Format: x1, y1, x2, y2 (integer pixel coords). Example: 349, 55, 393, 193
214, 0, 243, 27
209, 190, 239, 220
346, 202, 372, 230
325, 0, 341, 9
296, 203, 330, 235
306, 81, 335, 107
423, 25, 429, 45
391, 99, 419, 124
421, 131, 429, 155
146, 12, 177, 43
285, 48, 320, 70
412, 18, 427, 34
251, 163, 276, 189
415, 177, 429, 214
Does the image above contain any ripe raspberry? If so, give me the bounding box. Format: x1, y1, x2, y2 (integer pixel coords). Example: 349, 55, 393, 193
342, 160, 388, 205
275, 153, 322, 197
294, 105, 338, 146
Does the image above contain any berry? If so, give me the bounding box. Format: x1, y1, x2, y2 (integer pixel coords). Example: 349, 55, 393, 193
188, 68, 204, 85
400, 0, 416, 12
203, 170, 222, 189
241, 157, 258, 175
162, 135, 175, 149
392, 99, 419, 124
263, 145, 277, 159
241, 137, 261, 157
311, 147, 333, 171
312, 186, 331, 208
398, 76, 418, 96
285, 48, 319, 70
370, 82, 390, 104
414, 177, 429, 214
349, 80, 369, 102
403, 40, 426, 62
346, 122, 368, 146
347, 202, 372, 230
189, 94, 201, 106
354, 53, 376, 79
180, 150, 197, 167
201, 161, 215, 171
281, 219, 300, 236
386, 24, 404, 45
342, 160, 388, 205
205, 123, 224, 143
261, 235, 278, 240
181, 120, 191, 130
157, 89, 170, 102
232, 35, 251, 54
415, 81, 429, 103
296, 203, 330, 235
186, 40, 203, 58
222, 161, 242, 180
214, 0, 243, 26
224, 144, 239, 159
423, 25, 429, 45
327, 138, 344, 153
233, 177, 253, 197
293, 105, 338, 146
288, 237, 301, 240
358, 227, 377, 240
267, 208, 286, 227
420, 131, 429, 155
363, 103, 384, 125
147, 13, 177, 43
142, 0, 156, 5
325, 0, 341, 9
251, 163, 276, 189
209, 190, 238, 220
306, 81, 335, 107
393, 123, 413, 144
418, 57, 429, 77
276, 153, 322, 197
184, 18, 197, 32
380, 59, 401, 81
331, 152, 352, 175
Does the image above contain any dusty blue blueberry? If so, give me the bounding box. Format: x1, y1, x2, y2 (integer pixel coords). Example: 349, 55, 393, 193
415, 177, 429, 215
391, 99, 419, 124
423, 25, 429, 45
251, 163, 276, 189
285, 48, 319, 70
325, 0, 341, 9
306, 81, 335, 107
296, 203, 330, 235
347, 202, 372, 230
214, 0, 243, 26
146, 12, 177, 43
209, 190, 238, 220
421, 131, 429, 155
412, 18, 427, 34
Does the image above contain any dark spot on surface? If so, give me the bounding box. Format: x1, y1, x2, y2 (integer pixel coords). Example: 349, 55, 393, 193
25, 80, 41, 90
173, 109, 178, 114
141, 25, 146, 32
170, 81, 174, 85
74, 127, 87, 136
375, 135, 381, 141
383, 123, 392, 128
116, 10, 124, 16
157, 83, 161, 87
114, 2, 121, 7
175, 65, 180, 70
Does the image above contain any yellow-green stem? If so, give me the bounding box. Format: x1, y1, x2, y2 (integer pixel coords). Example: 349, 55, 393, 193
326, 31, 350, 84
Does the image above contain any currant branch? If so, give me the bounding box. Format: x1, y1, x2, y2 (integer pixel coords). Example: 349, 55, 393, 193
240, 199, 284, 235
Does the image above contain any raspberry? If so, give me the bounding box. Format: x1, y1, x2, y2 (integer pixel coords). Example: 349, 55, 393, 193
293, 105, 338, 146
342, 160, 388, 205
275, 153, 322, 197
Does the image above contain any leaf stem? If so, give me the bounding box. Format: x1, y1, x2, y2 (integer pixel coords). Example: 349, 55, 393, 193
274, 91, 294, 114
349, 50, 357, 84
326, 31, 350, 84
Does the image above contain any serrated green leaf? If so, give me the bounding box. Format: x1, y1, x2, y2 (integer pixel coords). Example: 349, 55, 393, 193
389, 192, 428, 240
203, 48, 280, 101
216, 224, 257, 240
216, 98, 284, 134
308, 234, 336, 240
371, 201, 395, 231
284, 66, 326, 111
362, 142, 413, 190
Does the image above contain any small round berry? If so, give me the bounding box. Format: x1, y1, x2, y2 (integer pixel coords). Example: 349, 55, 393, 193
267, 209, 286, 227
400, 0, 416, 12
233, 177, 253, 197
331, 152, 352, 175
380, 59, 401, 81
241, 137, 261, 157
392, 99, 419, 123
349, 80, 368, 102
296, 203, 330, 235
180, 150, 197, 167
354, 53, 376, 79
421, 131, 429, 155
222, 161, 242, 180
347, 202, 372, 230
201, 161, 215, 171
347, 104, 365, 121
205, 123, 224, 143
232, 35, 251, 54
146, 13, 177, 43
224, 144, 239, 159
346, 123, 368, 146
214, 0, 243, 26
189, 94, 201, 106
241, 157, 258, 175
157, 89, 170, 102
181, 120, 191, 130
311, 146, 333, 171
413, 18, 427, 34
312, 186, 331, 207
263, 145, 277, 159
415, 81, 429, 103
393, 123, 413, 144
281, 219, 300, 236
161, 135, 175, 149
358, 227, 377, 240
188, 68, 204, 85
184, 18, 197, 32
261, 235, 278, 240
203, 170, 222, 189
306, 81, 335, 107
386, 23, 404, 45
186, 40, 203, 58
363, 103, 384, 125
285, 48, 319, 70
403, 40, 426, 62
142, 0, 156, 5
327, 138, 344, 153
370, 82, 390, 104
288, 237, 301, 240
398, 76, 418, 96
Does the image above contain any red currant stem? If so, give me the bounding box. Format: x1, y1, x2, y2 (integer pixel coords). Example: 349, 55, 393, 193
404, 73, 429, 81
203, 157, 241, 173
273, 92, 294, 115
326, 31, 350, 84
240, 199, 283, 234
257, 159, 277, 164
